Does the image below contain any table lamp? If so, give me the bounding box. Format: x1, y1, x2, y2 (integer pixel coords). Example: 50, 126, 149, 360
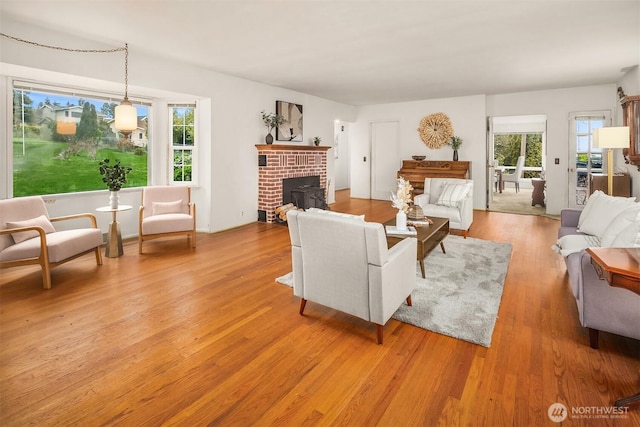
592, 126, 630, 195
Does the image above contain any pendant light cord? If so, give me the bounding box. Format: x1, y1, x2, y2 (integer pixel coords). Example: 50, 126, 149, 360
0, 32, 126, 54
1, 32, 129, 97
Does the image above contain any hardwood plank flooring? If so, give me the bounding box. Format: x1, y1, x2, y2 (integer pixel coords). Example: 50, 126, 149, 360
1, 190, 639, 426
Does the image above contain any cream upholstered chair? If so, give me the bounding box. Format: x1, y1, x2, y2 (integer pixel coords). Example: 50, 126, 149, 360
138, 186, 196, 254
413, 178, 473, 238
287, 209, 417, 344
0, 196, 103, 289
501, 155, 526, 192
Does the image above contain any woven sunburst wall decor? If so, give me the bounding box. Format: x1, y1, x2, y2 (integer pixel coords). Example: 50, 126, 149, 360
418, 113, 453, 149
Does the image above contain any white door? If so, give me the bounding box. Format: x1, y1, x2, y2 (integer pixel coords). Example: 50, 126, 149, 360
370, 121, 399, 200
568, 112, 610, 208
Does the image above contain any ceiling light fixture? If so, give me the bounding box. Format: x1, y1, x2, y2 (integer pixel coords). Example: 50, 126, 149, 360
114, 43, 137, 135
0, 33, 136, 136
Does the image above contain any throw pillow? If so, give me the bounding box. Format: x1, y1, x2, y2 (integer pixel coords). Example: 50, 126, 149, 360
601, 206, 640, 247
152, 199, 183, 215
436, 183, 470, 208
577, 191, 637, 238
577, 190, 603, 229
7, 214, 56, 244
306, 207, 365, 221
551, 234, 600, 257
609, 221, 640, 248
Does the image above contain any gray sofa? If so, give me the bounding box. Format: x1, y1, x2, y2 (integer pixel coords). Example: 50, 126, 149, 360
558, 208, 640, 348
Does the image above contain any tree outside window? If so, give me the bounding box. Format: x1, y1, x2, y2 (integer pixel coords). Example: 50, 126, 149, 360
12, 86, 149, 196
170, 105, 195, 183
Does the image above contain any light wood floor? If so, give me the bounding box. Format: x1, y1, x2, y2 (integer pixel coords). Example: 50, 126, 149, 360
1, 190, 639, 426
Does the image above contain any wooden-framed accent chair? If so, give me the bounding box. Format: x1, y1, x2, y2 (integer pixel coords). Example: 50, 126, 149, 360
138, 186, 196, 254
286, 209, 417, 344
0, 196, 103, 289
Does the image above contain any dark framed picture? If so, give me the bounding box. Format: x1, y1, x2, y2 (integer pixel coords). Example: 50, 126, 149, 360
276, 101, 303, 142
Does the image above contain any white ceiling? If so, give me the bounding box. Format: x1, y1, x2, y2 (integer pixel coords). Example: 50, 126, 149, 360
1, 0, 639, 105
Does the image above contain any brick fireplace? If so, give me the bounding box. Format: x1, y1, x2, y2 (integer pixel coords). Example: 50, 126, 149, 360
256, 144, 331, 223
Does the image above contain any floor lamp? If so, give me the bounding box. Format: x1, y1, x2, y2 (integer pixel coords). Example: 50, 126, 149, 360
592, 127, 630, 195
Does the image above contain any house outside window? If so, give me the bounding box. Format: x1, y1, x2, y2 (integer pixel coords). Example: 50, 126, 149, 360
170, 104, 196, 184
11, 82, 149, 197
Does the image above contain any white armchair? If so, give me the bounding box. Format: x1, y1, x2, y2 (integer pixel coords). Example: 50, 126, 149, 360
138, 186, 196, 253
286, 209, 417, 344
0, 196, 103, 289
501, 155, 525, 192
413, 178, 473, 238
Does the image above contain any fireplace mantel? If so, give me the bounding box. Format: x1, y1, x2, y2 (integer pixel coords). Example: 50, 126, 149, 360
255, 144, 331, 152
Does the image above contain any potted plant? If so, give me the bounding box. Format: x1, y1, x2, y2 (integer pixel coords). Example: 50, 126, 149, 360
447, 136, 463, 161
261, 110, 284, 144
99, 159, 132, 208
313, 136, 321, 146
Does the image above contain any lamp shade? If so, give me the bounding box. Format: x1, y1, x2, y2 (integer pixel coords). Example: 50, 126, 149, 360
592, 127, 630, 149
56, 120, 76, 135
114, 100, 137, 133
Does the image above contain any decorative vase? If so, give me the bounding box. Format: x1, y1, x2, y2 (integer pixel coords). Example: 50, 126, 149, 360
265, 133, 274, 145
453, 150, 459, 161
396, 210, 407, 231
109, 191, 119, 209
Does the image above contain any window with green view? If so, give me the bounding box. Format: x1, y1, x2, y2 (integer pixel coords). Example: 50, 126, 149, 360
170, 104, 196, 184
12, 83, 149, 197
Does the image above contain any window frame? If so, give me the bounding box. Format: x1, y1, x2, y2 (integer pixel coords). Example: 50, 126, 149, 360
9, 80, 153, 197
168, 102, 198, 186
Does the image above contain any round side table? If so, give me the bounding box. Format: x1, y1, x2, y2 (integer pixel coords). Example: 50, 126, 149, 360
96, 205, 132, 257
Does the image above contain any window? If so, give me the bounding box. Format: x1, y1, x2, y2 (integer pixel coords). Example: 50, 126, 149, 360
170, 104, 196, 184
12, 82, 150, 197
574, 114, 605, 204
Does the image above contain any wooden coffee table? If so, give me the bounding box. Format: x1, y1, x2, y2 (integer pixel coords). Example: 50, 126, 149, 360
384, 216, 449, 278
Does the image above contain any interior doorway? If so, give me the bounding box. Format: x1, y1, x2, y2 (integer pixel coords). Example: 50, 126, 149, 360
487, 115, 547, 215
334, 121, 350, 191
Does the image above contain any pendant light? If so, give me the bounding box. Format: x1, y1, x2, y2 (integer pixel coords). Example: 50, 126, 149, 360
0, 33, 137, 136
114, 43, 137, 135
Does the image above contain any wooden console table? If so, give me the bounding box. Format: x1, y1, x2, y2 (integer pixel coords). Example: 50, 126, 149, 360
397, 160, 470, 196
586, 247, 640, 408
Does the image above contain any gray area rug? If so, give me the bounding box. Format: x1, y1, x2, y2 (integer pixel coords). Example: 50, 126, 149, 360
276, 235, 512, 347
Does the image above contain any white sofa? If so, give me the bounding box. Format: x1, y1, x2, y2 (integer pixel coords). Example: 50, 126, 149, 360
286, 209, 417, 344
552, 190, 640, 348
413, 177, 473, 237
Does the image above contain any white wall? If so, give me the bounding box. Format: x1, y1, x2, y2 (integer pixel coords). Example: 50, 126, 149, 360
0, 20, 355, 238
350, 86, 621, 216
350, 95, 487, 209
487, 84, 617, 214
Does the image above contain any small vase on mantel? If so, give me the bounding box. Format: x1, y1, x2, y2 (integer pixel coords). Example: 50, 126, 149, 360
265, 133, 274, 145
453, 150, 459, 161
109, 191, 119, 209
396, 209, 407, 231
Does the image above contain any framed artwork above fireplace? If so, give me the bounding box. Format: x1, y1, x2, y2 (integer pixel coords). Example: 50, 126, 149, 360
276, 100, 303, 142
